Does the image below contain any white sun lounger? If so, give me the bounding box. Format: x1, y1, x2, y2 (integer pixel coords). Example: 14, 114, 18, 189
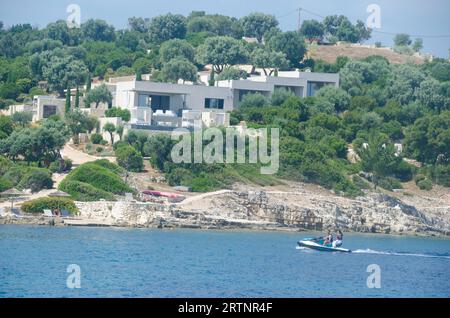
43, 209, 54, 217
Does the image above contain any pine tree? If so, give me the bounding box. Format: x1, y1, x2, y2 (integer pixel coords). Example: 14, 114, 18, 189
75, 86, 80, 108
65, 86, 71, 113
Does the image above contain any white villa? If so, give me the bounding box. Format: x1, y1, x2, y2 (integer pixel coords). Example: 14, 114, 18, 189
4, 70, 339, 133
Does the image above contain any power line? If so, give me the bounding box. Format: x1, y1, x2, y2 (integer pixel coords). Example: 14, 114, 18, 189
283, 6, 450, 39
371, 29, 450, 39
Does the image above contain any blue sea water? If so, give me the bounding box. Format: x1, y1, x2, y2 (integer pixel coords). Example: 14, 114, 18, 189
0, 225, 449, 297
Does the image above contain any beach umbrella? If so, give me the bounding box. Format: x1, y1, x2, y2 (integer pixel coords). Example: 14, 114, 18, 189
48, 190, 71, 198
1, 188, 26, 211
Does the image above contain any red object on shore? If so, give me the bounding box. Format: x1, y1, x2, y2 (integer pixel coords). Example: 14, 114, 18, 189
142, 190, 181, 199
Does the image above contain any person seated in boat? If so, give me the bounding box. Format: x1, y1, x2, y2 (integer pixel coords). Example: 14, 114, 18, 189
323, 230, 333, 246
333, 230, 343, 248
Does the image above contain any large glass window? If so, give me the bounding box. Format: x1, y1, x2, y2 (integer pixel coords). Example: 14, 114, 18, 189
204, 98, 224, 109
138, 94, 170, 111
307, 82, 333, 96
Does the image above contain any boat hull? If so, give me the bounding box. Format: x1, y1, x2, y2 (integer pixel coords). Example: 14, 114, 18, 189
297, 240, 351, 253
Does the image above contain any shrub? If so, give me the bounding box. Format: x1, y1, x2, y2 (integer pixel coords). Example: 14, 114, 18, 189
240, 93, 270, 108
49, 158, 73, 173
2, 166, 28, 186
60, 163, 132, 195
90, 133, 103, 144
0, 177, 12, 191
105, 108, 131, 122
58, 180, 116, 201
18, 169, 53, 192
0, 155, 12, 175
21, 197, 78, 215
96, 147, 103, 153
414, 174, 426, 184
425, 164, 450, 187
113, 140, 128, 151
115, 144, 144, 172
378, 177, 403, 191
91, 159, 125, 175
392, 160, 414, 182
417, 178, 433, 191
188, 176, 220, 192
352, 175, 371, 189
271, 88, 295, 106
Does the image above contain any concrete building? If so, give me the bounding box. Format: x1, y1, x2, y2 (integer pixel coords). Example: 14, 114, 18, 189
5, 70, 339, 133
111, 71, 339, 130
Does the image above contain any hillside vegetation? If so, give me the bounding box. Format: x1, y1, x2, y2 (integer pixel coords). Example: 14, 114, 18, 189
0, 12, 448, 197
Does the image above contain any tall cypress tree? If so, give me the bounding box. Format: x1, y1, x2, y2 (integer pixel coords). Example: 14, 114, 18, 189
65, 86, 71, 113
208, 69, 215, 86
86, 74, 91, 92
75, 86, 80, 108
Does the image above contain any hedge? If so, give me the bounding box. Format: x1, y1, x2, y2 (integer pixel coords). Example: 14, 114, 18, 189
2, 165, 29, 186
60, 163, 131, 194
58, 180, 116, 201
21, 197, 78, 215
91, 159, 125, 175
18, 168, 53, 193
0, 177, 12, 192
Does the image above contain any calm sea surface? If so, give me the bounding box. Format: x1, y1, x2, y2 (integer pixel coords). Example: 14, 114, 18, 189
0, 225, 449, 297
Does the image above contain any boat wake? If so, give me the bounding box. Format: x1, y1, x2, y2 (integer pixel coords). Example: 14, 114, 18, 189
352, 249, 450, 259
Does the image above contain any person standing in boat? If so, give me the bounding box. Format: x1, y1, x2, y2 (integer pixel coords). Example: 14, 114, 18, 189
333, 230, 343, 247
323, 230, 333, 246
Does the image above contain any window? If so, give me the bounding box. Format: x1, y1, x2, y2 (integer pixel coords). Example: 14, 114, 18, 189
307, 82, 333, 96
204, 98, 224, 109
138, 94, 170, 111
43, 105, 57, 118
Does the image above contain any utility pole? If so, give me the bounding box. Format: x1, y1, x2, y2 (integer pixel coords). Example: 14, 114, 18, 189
297, 7, 302, 31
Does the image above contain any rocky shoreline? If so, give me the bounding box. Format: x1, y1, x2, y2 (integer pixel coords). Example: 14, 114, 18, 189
1, 189, 449, 237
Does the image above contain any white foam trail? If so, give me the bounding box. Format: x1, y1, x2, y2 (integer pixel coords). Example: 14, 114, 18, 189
352, 249, 450, 259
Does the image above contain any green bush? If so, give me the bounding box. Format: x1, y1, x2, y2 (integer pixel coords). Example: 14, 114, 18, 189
115, 144, 144, 172
188, 176, 220, 192
2, 165, 28, 186
352, 175, 371, 189
18, 169, 53, 192
21, 197, 78, 215
60, 162, 132, 195
105, 107, 131, 122
426, 165, 450, 187
417, 178, 433, 191
0, 156, 12, 175
96, 146, 103, 153
414, 174, 426, 184
90, 133, 104, 144
240, 93, 270, 108
49, 158, 73, 173
378, 177, 403, 191
392, 160, 414, 182
58, 180, 116, 201
90, 159, 125, 175
0, 177, 13, 191
113, 140, 128, 151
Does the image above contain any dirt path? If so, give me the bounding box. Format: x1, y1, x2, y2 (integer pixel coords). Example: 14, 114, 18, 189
61, 144, 116, 165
